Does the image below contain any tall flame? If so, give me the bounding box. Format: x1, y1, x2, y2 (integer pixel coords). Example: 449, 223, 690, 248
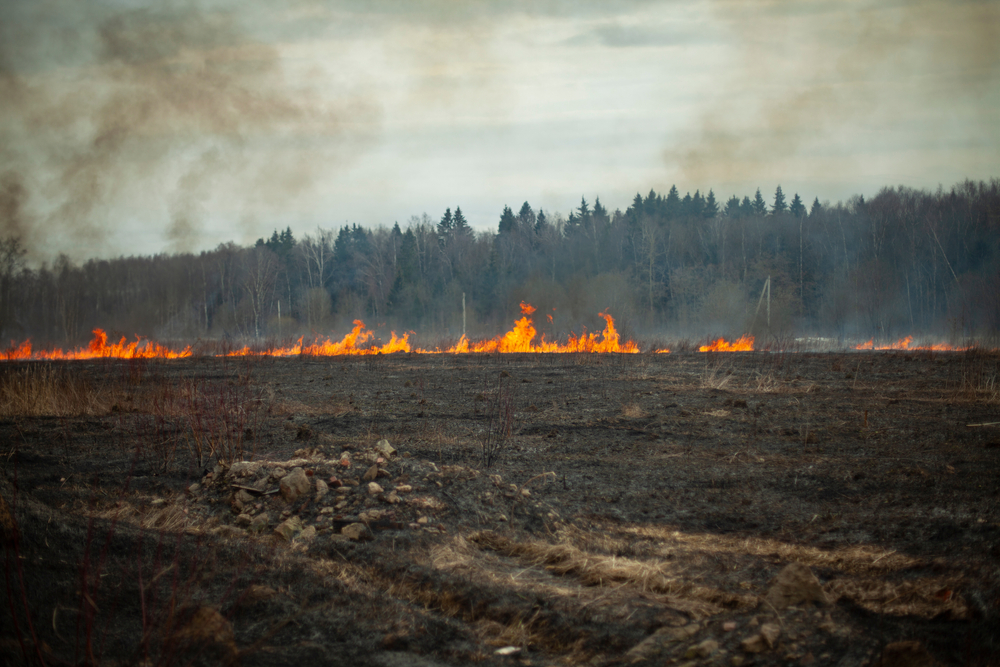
443, 303, 638, 354
699, 335, 755, 352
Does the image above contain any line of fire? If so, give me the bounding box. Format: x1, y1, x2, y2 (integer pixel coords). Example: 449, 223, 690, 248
1, 302, 975, 362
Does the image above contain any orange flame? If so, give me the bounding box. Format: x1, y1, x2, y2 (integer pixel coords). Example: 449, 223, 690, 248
854, 337, 970, 351
3, 329, 192, 360
699, 335, 754, 352
443, 304, 638, 354
224, 321, 413, 357
2, 305, 641, 359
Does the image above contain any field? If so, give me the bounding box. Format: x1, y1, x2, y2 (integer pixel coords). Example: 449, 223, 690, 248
2, 350, 999, 666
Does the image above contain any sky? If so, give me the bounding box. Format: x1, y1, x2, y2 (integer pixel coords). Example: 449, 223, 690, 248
1, 0, 998, 261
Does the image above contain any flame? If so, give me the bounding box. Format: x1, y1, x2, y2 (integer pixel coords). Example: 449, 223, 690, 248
699, 335, 754, 352
854, 337, 970, 351
443, 304, 638, 354
3, 329, 193, 360
225, 321, 413, 357
2, 305, 642, 360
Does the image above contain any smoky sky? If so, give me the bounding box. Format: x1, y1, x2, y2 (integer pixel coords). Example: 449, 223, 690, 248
1, 0, 997, 262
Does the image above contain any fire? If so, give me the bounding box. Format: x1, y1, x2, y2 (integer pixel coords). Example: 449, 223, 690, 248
2, 305, 640, 360
699, 335, 754, 352
3, 329, 192, 360
443, 303, 638, 354
224, 321, 413, 357
854, 337, 970, 351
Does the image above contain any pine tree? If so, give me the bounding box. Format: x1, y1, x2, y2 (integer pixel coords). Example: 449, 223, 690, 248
517, 202, 535, 230
724, 195, 741, 218
535, 209, 548, 234
772, 185, 787, 215
789, 193, 806, 218
438, 208, 454, 237
752, 189, 767, 216
809, 197, 823, 217
665, 185, 681, 219
453, 207, 471, 236
498, 205, 516, 235
703, 190, 719, 218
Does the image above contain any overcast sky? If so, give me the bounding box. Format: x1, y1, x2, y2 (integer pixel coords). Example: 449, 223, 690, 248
2, 0, 998, 261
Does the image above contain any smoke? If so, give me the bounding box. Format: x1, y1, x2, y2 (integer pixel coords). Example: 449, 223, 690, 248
668, 0, 1000, 192
0, 2, 381, 260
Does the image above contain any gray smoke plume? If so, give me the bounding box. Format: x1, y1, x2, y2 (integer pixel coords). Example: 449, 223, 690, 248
0, 2, 381, 260
668, 0, 1000, 191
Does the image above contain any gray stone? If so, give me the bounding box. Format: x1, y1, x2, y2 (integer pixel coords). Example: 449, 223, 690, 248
766, 562, 829, 609
368, 482, 384, 495
684, 639, 719, 659
342, 522, 372, 541
274, 516, 304, 541
249, 513, 269, 534
315, 478, 329, 500
280, 467, 312, 503
375, 439, 396, 458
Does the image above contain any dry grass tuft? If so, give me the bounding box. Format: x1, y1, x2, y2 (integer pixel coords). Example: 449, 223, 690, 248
470, 531, 751, 618
0, 363, 119, 417
621, 403, 647, 419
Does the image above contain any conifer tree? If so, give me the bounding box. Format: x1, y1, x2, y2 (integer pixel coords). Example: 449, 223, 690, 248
752, 189, 768, 216
703, 190, 719, 218
772, 185, 787, 214
789, 193, 806, 218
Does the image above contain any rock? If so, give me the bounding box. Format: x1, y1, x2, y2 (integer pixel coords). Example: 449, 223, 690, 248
298, 525, 316, 542
280, 467, 312, 503
315, 478, 329, 500
740, 635, 770, 654
187, 483, 201, 496
723, 621, 737, 632
271, 468, 287, 480
760, 623, 780, 646
274, 516, 304, 541
249, 513, 269, 534
684, 639, 719, 659
243, 584, 277, 602
342, 522, 372, 541
169, 606, 236, 661
396, 484, 412, 493
766, 562, 829, 609
363, 465, 379, 482
375, 439, 396, 458
359, 509, 386, 522
626, 624, 702, 662
368, 482, 383, 495
234, 514, 252, 528
879, 640, 935, 667
730, 657, 745, 666
385, 491, 400, 504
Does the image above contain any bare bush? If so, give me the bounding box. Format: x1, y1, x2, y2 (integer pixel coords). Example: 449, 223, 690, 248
479, 371, 518, 468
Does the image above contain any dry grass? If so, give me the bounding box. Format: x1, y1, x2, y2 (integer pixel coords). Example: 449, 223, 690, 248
0, 363, 121, 417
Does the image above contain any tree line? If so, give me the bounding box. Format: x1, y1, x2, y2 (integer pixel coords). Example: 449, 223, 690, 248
1, 179, 998, 347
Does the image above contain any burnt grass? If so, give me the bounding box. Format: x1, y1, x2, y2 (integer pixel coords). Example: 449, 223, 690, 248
2, 350, 1000, 666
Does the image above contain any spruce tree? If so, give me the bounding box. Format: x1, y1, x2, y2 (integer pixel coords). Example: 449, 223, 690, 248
752, 189, 768, 216
772, 185, 787, 215
438, 208, 454, 237
789, 193, 806, 218
498, 205, 516, 235
703, 190, 719, 218
453, 207, 471, 236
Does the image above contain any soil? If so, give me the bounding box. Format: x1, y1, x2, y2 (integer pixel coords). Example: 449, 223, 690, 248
2, 350, 999, 666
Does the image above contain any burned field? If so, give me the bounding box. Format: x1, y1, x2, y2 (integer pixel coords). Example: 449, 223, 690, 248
2, 350, 999, 666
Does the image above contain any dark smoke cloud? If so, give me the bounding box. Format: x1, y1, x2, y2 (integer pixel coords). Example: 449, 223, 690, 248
0, 2, 380, 260
667, 0, 1000, 191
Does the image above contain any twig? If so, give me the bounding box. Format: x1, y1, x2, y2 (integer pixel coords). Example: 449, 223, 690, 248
966, 422, 1000, 428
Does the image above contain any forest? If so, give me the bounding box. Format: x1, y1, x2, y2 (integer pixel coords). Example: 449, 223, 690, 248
1, 179, 998, 348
